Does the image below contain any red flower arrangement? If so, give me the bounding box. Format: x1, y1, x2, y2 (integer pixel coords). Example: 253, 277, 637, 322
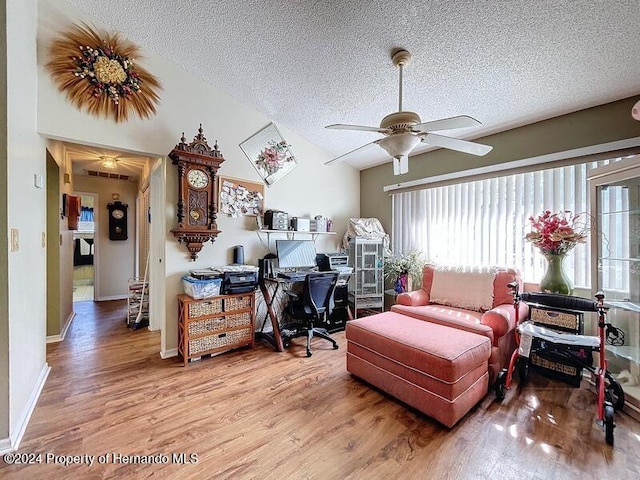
525, 210, 589, 255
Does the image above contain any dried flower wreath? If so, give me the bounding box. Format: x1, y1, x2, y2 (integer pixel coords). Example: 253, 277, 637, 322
46, 23, 162, 123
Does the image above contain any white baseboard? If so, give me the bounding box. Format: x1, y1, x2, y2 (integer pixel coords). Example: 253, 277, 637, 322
0, 363, 51, 454
97, 294, 127, 301
0, 437, 11, 455
46, 311, 75, 344
161, 348, 178, 359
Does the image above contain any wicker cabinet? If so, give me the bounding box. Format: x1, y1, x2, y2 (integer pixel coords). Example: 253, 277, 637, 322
348, 238, 384, 317
177, 291, 255, 366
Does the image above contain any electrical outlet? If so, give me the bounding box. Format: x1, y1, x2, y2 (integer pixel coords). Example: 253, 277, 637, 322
42, 232, 46, 248
10, 228, 19, 252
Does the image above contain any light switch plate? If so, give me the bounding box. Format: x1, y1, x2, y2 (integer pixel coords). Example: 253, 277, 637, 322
34, 174, 44, 189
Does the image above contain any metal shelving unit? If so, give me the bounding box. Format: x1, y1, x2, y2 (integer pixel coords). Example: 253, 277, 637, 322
348, 238, 384, 318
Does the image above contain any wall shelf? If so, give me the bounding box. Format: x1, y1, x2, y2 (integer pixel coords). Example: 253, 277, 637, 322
256, 229, 336, 249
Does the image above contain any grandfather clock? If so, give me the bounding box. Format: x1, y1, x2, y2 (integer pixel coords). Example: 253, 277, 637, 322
169, 124, 225, 260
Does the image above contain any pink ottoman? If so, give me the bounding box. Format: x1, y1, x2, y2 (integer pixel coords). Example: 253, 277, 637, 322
346, 311, 491, 428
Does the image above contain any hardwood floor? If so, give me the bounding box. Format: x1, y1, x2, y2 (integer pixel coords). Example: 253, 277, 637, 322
2, 300, 640, 479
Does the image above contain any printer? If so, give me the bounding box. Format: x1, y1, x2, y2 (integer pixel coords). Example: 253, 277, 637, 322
211, 265, 259, 294
222, 271, 258, 294
316, 253, 352, 285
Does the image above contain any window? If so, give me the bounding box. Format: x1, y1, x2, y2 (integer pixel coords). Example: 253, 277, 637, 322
391, 158, 623, 288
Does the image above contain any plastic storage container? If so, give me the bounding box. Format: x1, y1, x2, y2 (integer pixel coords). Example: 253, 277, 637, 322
182, 275, 222, 299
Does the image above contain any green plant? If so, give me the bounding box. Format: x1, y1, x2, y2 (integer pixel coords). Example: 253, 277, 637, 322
383, 250, 425, 288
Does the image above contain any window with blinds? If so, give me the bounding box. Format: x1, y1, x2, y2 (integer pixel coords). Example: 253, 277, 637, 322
391, 158, 625, 288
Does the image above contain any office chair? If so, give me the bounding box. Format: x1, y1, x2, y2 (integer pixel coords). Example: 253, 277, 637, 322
282, 271, 340, 357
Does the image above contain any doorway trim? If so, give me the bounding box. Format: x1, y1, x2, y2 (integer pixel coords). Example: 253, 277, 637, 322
149, 157, 166, 339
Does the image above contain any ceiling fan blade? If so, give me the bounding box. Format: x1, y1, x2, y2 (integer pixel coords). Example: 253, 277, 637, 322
324, 140, 378, 165
412, 115, 482, 133
326, 124, 389, 134
422, 133, 493, 156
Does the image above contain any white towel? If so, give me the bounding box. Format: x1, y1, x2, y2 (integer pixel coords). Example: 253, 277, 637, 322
80, 238, 90, 256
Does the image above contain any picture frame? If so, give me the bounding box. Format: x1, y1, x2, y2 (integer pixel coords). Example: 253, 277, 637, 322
219, 176, 265, 217
239, 123, 297, 186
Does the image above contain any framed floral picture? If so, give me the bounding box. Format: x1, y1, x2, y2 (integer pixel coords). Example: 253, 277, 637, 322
239, 123, 297, 186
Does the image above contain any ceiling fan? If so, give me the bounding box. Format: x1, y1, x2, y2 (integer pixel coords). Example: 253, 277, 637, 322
324, 49, 493, 175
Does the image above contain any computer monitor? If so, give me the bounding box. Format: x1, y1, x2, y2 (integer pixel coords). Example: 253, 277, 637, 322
276, 239, 317, 270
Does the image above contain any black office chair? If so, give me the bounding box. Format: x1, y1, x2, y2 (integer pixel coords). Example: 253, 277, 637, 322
282, 271, 340, 357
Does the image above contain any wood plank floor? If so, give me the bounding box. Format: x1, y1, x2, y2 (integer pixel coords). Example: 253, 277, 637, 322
2, 300, 640, 479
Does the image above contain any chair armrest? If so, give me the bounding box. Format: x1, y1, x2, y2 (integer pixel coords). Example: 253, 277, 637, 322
481, 302, 529, 339
395, 289, 429, 306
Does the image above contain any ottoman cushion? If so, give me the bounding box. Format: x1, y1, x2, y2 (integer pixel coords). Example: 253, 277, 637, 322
346, 311, 491, 427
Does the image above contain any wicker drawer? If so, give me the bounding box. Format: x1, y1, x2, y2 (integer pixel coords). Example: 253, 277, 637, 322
530, 305, 583, 333
188, 316, 226, 336
188, 328, 253, 355
224, 295, 252, 312
225, 312, 252, 328
188, 298, 223, 319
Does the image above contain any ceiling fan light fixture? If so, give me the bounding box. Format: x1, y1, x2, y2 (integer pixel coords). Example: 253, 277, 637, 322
100, 155, 118, 169
632, 99, 640, 121
377, 133, 421, 160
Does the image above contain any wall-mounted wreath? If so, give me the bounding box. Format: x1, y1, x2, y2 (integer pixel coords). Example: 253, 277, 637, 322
46, 23, 162, 123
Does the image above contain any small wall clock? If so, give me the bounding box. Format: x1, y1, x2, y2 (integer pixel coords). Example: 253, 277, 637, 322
107, 201, 128, 240
169, 125, 225, 260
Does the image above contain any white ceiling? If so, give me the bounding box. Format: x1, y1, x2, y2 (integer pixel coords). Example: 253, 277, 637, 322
65, 141, 151, 181
62, 0, 640, 171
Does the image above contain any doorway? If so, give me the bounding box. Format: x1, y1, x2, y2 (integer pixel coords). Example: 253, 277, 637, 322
72, 192, 97, 303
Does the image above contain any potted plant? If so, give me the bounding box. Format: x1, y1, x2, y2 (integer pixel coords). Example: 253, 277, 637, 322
383, 250, 425, 293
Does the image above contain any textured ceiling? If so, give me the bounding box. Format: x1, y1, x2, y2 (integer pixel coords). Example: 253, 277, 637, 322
62, 0, 640, 171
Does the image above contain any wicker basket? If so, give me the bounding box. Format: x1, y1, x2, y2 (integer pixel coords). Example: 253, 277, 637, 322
225, 312, 252, 328
188, 328, 253, 355
530, 307, 581, 332
188, 299, 223, 318
188, 316, 226, 336
224, 295, 251, 312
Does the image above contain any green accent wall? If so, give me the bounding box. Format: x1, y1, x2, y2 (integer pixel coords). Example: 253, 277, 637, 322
360, 96, 640, 234
46, 152, 60, 337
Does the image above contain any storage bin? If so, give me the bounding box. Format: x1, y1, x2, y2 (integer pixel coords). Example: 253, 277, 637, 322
182, 275, 221, 299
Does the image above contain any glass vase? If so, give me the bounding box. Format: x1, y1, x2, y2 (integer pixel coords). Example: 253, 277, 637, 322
540, 253, 573, 295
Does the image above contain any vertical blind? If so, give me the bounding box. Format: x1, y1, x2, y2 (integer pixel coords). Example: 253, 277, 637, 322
392, 159, 624, 288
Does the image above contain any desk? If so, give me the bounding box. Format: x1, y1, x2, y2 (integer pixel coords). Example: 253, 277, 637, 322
258, 276, 353, 352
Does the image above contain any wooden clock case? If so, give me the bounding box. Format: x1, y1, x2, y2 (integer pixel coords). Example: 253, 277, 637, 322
107, 201, 128, 240
169, 125, 225, 260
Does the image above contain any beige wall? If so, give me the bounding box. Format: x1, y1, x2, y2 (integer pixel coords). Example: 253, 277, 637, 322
3, 0, 49, 449
0, 0, 9, 444
37, 0, 360, 360
361, 97, 640, 234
